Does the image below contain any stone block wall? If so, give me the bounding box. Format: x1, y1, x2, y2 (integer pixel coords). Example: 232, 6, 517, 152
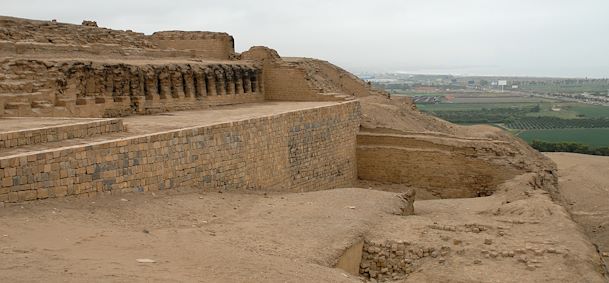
264, 64, 318, 100
0, 118, 123, 149
0, 101, 360, 203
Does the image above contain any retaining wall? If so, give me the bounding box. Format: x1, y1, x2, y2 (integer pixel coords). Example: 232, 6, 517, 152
0, 118, 123, 149
356, 133, 522, 198
0, 101, 360, 203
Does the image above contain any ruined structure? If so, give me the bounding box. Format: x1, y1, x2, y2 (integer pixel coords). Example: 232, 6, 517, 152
0, 16, 607, 282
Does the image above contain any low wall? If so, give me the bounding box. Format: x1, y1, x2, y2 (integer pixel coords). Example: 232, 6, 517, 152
0, 118, 123, 149
357, 133, 522, 198
0, 101, 360, 203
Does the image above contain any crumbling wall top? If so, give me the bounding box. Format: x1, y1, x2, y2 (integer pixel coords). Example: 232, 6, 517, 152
150, 31, 233, 40
0, 16, 155, 48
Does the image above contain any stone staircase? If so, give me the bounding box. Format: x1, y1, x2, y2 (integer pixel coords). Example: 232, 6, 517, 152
0, 74, 57, 116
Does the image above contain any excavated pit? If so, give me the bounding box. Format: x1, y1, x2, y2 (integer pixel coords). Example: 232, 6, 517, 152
337, 238, 454, 282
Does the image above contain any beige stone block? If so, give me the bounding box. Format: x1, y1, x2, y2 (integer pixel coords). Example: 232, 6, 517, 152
37, 188, 49, 199
53, 186, 68, 197
4, 167, 16, 178
2, 177, 12, 187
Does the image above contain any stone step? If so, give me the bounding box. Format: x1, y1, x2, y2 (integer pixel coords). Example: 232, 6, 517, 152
55, 98, 75, 107
4, 101, 31, 110
0, 80, 36, 92
31, 100, 54, 108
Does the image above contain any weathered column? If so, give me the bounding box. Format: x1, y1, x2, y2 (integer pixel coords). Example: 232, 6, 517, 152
194, 66, 207, 98
129, 66, 146, 113
205, 68, 217, 96
250, 70, 258, 94
111, 65, 129, 99
234, 66, 244, 94
214, 67, 226, 96
169, 66, 185, 99
143, 67, 159, 101
243, 69, 252, 93
257, 69, 265, 95
224, 65, 236, 95
158, 67, 172, 100
183, 65, 196, 99
90, 64, 108, 104
102, 66, 114, 100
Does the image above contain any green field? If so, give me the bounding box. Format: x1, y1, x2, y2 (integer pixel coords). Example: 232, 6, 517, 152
417, 102, 543, 111
517, 128, 609, 148
419, 101, 609, 117
414, 96, 609, 150
525, 102, 609, 119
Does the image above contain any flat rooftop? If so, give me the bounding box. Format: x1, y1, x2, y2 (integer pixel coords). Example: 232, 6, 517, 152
0, 101, 340, 158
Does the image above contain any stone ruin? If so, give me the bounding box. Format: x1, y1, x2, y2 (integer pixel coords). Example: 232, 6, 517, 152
0, 15, 381, 203
1, 15, 606, 283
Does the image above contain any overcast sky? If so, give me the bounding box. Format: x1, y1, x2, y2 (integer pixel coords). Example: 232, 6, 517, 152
2, 0, 608, 78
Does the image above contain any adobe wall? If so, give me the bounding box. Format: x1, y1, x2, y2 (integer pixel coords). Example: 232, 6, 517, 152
240, 47, 381, 102
0, 101, 360, 203
0, 16, 155, 48
356, 133, 523, 198
0, 41, 202, 60
150, 31, 235, 60
0, 59, 263, 117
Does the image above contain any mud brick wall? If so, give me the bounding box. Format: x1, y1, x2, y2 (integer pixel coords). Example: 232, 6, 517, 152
0, 101, 360, 203
0, 59, 264, 118
150, 31, 235, 60
0, 119, 123, 149
263, 64, 344, 101
356, 133, 522, 198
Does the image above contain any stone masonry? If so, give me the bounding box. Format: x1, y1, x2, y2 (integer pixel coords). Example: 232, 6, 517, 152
0, 101, 360, 203
0, 118, 123, 149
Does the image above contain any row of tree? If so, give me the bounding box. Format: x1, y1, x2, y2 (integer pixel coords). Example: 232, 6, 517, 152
530, 140, 609, 156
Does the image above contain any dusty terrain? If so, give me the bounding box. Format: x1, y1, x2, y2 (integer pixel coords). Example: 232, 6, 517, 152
546, 152, 609, 272
1, 177, 605, 282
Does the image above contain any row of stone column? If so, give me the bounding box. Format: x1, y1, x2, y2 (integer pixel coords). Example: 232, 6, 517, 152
62, 62, 263, 101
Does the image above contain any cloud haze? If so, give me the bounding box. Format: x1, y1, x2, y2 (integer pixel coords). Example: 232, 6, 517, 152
2, 0, 608, 77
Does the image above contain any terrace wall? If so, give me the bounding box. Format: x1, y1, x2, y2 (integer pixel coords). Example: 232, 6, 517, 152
0, 101, 360, 203
356, 133, 522, 198
150, 31, 235, 60
0, 118, 123, 149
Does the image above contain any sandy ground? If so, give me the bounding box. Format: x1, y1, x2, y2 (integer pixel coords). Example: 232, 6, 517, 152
0, 188, 401, 282
546, 152, 609, 272
1, 177, 605, 282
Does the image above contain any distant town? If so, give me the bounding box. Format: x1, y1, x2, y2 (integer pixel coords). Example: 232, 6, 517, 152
359, 73, 609, 106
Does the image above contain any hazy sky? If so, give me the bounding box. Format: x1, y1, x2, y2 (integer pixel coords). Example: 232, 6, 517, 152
2, 0, 608, 78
